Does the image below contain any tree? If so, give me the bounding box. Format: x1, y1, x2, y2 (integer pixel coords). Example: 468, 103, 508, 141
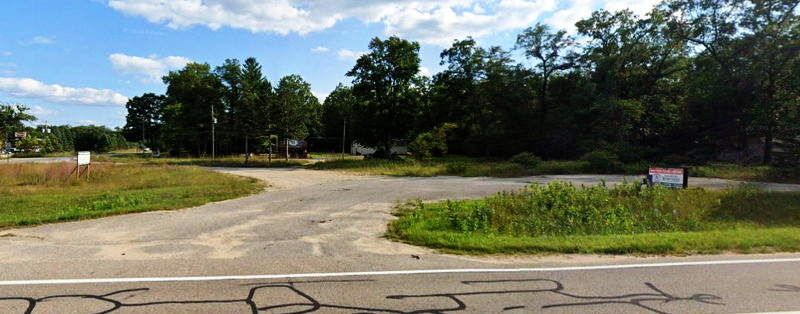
0, 104, 36, 143
321, 84, 356, 152
516, 23, 576, 124
347, 36, 421, 156
274, 74, 320, 143
738, 0, 800, 163
122, 93, 166, 152
162, 62, 223, 156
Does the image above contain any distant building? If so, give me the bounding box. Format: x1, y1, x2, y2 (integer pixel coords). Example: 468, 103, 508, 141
278, 139, 308, 159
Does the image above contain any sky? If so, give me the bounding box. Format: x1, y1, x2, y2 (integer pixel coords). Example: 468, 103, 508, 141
0, 0, 661, 128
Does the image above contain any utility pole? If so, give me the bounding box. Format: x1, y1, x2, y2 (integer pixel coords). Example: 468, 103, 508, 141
211, 106, 216, 159
141, 119, 145, 154
342, 118, 346, 159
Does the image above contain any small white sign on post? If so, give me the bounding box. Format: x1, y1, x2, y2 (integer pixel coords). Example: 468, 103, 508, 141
77, 151, 91, 166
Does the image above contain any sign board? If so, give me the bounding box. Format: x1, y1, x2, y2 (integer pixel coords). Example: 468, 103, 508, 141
77, 151, 91, 166
14, 132, 26, 138
648, 167, 688, 189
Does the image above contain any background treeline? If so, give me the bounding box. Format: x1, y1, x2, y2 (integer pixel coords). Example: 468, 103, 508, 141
0, 104, 129, 153
124, 0, 799, 164
123, 58, 321, 157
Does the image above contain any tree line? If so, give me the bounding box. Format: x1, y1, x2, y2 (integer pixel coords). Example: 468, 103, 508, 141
123, 58, 320, 157
124, 0, 799, 164
1, 104, 129, 153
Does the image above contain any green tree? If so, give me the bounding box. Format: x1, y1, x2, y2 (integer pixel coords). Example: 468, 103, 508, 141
162, 62, 223, 156
321, 84, 356, 152
274, 74, 320, 142
240, 57, 273, 159
347, 36, 421, 156
516, 23, 576, 124
122, 93, 166, 152
738, 0, 799, 163
0, 104, 36, 144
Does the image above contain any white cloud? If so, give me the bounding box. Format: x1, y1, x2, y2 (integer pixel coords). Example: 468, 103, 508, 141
1, 70, 14, 76
0, 77, 128, 106
106, 0, 558, 46
77, 119, 98, 125
109, 53, 191, 83
23, 36, 54, 45
419, 66, 431, 76
312, 90, 329, 102
547, 0, 663, 32
311, 46, 330, 53
0, 51, 11, 57
29, 106, 58, 117
337, 48, 365, 60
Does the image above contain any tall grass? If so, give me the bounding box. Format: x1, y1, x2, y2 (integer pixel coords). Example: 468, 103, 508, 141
0, 162, 263, 228
389, 181, 800, 254
97, 154, 307, 168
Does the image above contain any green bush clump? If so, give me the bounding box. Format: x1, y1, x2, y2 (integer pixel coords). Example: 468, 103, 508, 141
508, 152, 543, 168
395, 181, 717, 237
581, 150, 623, 173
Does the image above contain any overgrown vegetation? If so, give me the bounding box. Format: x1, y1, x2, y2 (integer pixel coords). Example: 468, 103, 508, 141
0, 162, 263, 228
96, 154, 308, 168
388, 181, 800, 254
309, 156, 800, 183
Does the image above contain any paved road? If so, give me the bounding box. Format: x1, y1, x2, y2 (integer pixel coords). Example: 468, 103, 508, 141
1, 156, 74, 164
1, 168, 799, 313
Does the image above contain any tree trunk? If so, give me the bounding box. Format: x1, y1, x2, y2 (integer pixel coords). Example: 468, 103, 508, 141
763, 130, 774, 165
245, 136, 249, 163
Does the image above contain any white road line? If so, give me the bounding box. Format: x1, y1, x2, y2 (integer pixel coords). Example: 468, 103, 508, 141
2, 257, 800, 286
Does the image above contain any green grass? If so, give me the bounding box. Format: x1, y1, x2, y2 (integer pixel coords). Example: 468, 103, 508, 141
96, 154, 308, 168
10, 151, 74, 158
0, 162, 264, 228
309, 157, 632, 177
310, 156, 800, 183
388, 181, 800, 255
692, 163, 800, 183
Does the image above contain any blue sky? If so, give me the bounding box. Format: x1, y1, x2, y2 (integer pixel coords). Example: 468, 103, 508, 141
0, 0, 660, 128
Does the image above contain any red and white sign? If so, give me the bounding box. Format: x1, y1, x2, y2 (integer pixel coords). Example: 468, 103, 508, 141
649, 167, 685, 187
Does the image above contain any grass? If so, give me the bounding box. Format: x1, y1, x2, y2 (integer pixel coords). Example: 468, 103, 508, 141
10, 151, 75, 158
0, 162, 264, 228
691, 163, 800, 183
96, 154, 308, 168
388, 181, 800, 255
309, 157, 624, 177
310, 156, 800, 183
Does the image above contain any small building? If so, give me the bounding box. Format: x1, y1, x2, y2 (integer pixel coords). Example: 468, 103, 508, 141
278, 139, 308, 159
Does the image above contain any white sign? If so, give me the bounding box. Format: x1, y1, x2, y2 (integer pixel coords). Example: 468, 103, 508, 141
649, 167, 685, 188
77, 151, 91, 166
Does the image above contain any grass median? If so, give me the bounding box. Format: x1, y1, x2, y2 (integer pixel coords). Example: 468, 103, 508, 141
0, 162, 264, 228
388, 181, 800, 255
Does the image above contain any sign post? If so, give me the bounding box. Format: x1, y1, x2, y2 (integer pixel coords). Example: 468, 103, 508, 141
77, 151, 91, 179
647, 167, 688, 189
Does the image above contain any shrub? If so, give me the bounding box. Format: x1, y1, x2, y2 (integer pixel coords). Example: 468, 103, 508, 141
508, 152, 542, 168
581, 150, 623, 173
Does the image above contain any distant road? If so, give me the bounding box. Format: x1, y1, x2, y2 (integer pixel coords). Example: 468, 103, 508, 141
1, 156, 73, 164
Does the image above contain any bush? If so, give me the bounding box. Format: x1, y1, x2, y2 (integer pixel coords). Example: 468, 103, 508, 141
663, 154, 692, 166
580, 150, 623, 173
398, 181, 711, 237
508, 152, 542, 168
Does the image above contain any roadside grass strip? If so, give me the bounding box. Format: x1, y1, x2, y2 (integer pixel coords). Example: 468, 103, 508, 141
0, 162, 263, 228
389, 181, 800, 255
310, 157, 800, 183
